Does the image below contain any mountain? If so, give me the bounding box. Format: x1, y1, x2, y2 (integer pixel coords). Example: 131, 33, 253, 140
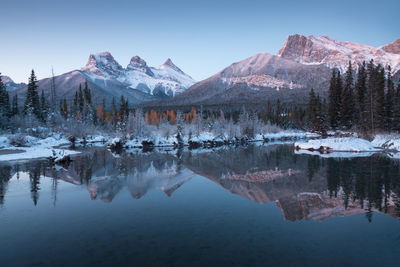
10, 52, 195, 106
144, 35, 400, 108
0, 75, 25, 91
144, 52, 332, 107
278, 34, 400, 73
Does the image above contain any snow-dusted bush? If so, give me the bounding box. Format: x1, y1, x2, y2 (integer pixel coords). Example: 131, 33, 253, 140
8, 134, 28, 147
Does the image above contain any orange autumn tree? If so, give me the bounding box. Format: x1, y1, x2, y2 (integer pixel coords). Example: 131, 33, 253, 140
149, 110, 160, 125
97, 105, 104, 123
168, 110, 176, 125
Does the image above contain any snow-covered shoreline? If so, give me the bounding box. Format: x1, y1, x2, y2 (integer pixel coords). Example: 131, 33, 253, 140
293, 134, 400, 158
107, 131, 317, 149
3, 131, 400, 162
294, 137, 381, 153
0, 134, 80, 162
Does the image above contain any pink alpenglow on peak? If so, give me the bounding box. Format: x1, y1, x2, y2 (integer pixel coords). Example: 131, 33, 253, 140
278, 34, 400, 73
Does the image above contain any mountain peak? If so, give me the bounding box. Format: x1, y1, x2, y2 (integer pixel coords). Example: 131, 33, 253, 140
83, 51, 124, 77
84, 52, 121, 69
162, 58, 184, 74
127, 56, 154, 76
163, 58, 174, 67
382, 38, 400, 54
127, 56, 148, 69
0, 75, 14, 84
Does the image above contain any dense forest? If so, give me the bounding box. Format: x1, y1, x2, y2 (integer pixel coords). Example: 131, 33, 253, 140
307, 60, 400, 135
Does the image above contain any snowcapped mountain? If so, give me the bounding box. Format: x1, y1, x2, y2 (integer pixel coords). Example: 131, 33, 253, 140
9, 52, 195, 106
146, 52, 332, 107
0, 75, 25, 91
146, 35, 400, 108
81, 52, 195, 98
278, 34, 400, 73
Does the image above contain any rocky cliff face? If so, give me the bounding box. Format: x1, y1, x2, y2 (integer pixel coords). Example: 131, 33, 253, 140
278, 35, 400, 73
382, 38, 400, 54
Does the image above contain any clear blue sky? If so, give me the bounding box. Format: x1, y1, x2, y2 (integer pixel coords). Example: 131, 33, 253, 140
1, 0, 399, 83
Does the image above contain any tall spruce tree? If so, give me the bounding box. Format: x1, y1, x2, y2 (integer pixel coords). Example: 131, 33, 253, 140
385, 66, 395, 131
11, 95, 18, 116
341, 61, 355, 129
307, 88, 318, 131
393, 82, 400, 132
328, 69, 341, 129
23, 70, 40, 118
83, 81, 91, 105
78, 84, 84, 113
355, 61, 367, 130
364, 59, 377, 133
375, 64, 386, 130
0, 74, 11, 118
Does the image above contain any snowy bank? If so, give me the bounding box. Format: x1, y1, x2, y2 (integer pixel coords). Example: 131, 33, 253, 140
0, 147, 80, 162
0, 134, 80, 162
109, 131, 314, 150
294, 137, 380, 152
372, 134, 400, 151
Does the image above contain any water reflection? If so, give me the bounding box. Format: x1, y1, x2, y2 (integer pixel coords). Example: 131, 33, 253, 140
1, 145, 400, 222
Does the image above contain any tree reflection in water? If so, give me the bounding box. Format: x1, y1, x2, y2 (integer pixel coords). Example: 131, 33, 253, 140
1, 145, 400, 221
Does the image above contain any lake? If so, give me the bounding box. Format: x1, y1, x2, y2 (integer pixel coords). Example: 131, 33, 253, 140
1, 144, 400, 266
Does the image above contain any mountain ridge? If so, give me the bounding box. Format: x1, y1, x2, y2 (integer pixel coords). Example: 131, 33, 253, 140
143, 34, 400, 108
9, 52, 195, 106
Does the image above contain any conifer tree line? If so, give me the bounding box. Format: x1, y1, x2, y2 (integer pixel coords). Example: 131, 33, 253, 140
0, 70, 131, 130
307, 60, 400, 133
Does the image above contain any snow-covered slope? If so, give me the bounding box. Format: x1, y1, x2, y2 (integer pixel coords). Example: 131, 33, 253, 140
145, 52, 332, 106
278, 34, 400, 73
0, 75, 25, 91
81, 52, 195, 97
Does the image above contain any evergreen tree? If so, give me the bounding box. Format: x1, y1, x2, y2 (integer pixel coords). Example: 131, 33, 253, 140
83, 81, 91, 105
120, 95, 127, 123
355, 61, 367, 130
375, 64, 386, 130
341, 61, 355, 129
328, 69, 341, 129
274, 99, 281, 125
0, 74, 11, 118
78, 84, 84, 113
364, 59, 377, 133
23, 70, 40, 118
40, 90, 48, 121
61, 99, 68, 119
73, 91, 78, 116
335, 71, 343, 125
307, 88, 318, 131
393, 83, 400, 132
11, 94, 18, 116
385, 66, 395, 131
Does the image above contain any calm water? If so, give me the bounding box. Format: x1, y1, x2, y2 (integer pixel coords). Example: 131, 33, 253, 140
1, 144, 400, 266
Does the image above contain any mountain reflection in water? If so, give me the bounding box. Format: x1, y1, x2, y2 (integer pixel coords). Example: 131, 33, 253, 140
1, 144, 400, 222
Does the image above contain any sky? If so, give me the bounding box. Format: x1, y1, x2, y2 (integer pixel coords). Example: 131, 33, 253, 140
1, 0, 399, 83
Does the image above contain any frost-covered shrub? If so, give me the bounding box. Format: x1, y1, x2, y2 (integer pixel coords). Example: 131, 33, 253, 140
9, 134, 27, 147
